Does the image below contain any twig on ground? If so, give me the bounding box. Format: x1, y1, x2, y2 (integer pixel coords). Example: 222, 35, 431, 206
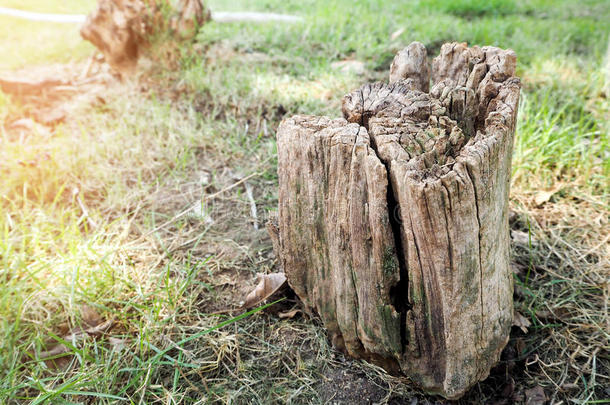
245, 182, 258, 230
73, 187, 98, 229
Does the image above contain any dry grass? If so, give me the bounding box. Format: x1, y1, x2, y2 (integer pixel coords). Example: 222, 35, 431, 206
507, 193, 609, 402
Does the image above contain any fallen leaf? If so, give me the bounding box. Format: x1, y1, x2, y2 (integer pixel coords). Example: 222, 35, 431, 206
82, 318, 115, 337
525, 386, 546, 405
513, 309, 531, 333
243, 273, 287, 309
38, 318, 115, 370
534, 186, 561, 206
39, 343, 74, 371
278, 308, 301, 319
81, 304, 103, 327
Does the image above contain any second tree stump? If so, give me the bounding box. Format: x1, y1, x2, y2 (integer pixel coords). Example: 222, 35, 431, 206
274, 42, 521, 399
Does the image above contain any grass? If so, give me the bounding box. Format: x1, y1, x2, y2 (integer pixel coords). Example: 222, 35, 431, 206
1, 0, 609, 403
0, 0, 96, 70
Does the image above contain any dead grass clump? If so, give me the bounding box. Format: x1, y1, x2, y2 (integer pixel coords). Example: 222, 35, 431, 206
508, 189, 609, 403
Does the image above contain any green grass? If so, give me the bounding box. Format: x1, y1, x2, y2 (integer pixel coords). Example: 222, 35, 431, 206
1, 0, 609, 403
0, 0, 95, 70
0, 16, 94, 70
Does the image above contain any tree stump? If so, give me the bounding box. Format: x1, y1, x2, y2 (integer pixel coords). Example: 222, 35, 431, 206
274, 42, 520, 399
80, 0, 210, 73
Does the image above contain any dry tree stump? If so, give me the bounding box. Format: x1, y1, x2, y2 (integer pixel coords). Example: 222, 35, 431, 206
274, 42, 521, 399
80, 0, 210, 72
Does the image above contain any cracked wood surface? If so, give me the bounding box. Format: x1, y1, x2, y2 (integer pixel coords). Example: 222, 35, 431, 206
275, 42, 520, 399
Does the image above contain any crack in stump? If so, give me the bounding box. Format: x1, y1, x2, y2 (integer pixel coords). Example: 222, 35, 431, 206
361, 119, 411, 352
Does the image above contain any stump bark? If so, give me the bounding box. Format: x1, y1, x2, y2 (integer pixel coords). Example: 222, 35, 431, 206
274, 42, 520, 399
80, 0, 210, 72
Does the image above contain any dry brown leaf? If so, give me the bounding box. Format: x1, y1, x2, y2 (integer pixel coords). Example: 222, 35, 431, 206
243, 273, 287, 309
37, 318, 115, 370
525, 385, 546, 405
81, 304, 103, 327
39, 343, 73, 371
534, 186, 561, 206
82, 318, 115, 337
39, 343, 71, 359
513, 309, 532, 333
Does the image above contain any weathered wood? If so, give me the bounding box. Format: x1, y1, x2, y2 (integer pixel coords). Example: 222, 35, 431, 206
171, 0, 211, 39
80, 0, 210, 72
389, 41, 429, 91
275, 42, 520, 399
